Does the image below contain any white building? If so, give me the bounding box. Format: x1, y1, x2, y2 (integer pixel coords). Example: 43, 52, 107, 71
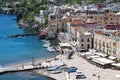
76, 30, 93, 51
40, 10, 49, 17
84, 4, 98, 11
34, 16, 46, 24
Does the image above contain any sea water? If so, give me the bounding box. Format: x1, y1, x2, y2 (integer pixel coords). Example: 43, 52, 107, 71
0, 14, 56, 80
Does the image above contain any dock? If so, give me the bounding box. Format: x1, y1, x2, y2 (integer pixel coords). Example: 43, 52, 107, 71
7, 32, 39, 38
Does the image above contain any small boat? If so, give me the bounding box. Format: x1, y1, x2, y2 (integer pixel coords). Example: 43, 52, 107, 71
18, 36, 22, 39
52, 69, 62, 74
43, 43, 50, 48
47, 46, 55, 52
47, 66, 59, 71
42, 40, 50, 48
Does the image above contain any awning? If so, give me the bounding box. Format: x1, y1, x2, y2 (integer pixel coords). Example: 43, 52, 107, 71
87, 55, 100, 59
94, 52, 107, 57
112, 63, 120, 67
108, 56, 116, 60
92, 58, 115, 65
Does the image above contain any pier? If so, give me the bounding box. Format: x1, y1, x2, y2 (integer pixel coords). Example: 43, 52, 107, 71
7, 32, 40, 38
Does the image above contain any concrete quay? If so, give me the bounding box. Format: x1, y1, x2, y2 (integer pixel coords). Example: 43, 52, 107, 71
0, 57, 59, 74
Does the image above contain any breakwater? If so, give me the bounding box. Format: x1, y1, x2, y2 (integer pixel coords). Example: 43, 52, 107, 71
7, 32, 39, 38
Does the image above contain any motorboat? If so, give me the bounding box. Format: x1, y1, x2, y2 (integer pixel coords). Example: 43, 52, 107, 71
52, 69, 62, 74
43, 43, 50, 48
47, 66, 59, 71
47, 46, 55, 52
18, 36, 22, 39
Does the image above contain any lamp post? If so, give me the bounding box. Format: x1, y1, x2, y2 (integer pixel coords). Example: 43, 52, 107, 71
32, 58, 35, 66
98, 75, 100, 80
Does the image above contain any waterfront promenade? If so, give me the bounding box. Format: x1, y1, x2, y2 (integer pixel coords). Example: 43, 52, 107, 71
37, 54, 120, 80
0, 57, 60, 74
1, 53, 120, 80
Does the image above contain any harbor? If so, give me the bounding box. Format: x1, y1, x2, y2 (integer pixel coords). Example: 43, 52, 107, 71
1, 53, 120, 80
1, 0, 120, 80
0, 14, 58, 80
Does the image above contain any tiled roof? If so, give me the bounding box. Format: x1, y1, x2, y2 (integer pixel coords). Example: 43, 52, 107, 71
70, 20, 84, 25
71, 26, 83, 30
95, 31, 103, 35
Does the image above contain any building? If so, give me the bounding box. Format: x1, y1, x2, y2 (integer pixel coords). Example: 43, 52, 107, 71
87, 13, 120, 26
67, 19, 85, 41
76, 30, 93, 51
105, 25, 120, 30
94, 30, 120, 60
34, 16, 47, 24
85, 19, 101, 29
40, 10, 49, 17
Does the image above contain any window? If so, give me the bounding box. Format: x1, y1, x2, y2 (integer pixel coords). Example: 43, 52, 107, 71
87, 38, 90, 42
62, 23, 64, 26
87, 44, 90, 48
90, 16, 93, 19
81, 38, 84, 42
81, 44, 84, 47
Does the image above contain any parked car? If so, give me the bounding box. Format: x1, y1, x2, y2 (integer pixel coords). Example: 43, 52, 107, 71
75, 72, 86, 79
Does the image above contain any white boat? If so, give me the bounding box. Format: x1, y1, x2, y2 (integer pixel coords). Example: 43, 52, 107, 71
52, 69, 62, 74
43, 43, 50, 48
47, 46, 55, 52
18, 36, 22, 39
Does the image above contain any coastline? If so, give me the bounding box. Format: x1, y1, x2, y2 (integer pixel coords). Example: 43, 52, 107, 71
0, 55, 61, 80
1, 47, 120, 80
0, 13, 57, 80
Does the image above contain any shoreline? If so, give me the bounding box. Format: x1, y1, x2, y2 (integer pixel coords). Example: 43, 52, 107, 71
0, 55, 62, 80
0, 13, 57, 80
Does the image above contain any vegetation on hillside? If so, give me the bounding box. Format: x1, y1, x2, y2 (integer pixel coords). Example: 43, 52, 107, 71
0, 0, 120, 28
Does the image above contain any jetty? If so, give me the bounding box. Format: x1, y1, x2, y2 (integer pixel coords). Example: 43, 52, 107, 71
7, 32, 39, 38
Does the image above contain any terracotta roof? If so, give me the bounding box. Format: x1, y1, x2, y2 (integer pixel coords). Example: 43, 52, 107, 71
70, 20, 84, 25
72, 26, 83, 30
95, 31, 103, 35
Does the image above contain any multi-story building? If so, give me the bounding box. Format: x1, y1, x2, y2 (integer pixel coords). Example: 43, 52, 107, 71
67, 19, 85, 41
94, 30, 120, 60
87, 13, 120, 30
76, 30, 93, 51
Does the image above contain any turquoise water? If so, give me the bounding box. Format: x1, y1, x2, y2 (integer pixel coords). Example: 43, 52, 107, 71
0, 14, 56, 80
0, 72, 51, 80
